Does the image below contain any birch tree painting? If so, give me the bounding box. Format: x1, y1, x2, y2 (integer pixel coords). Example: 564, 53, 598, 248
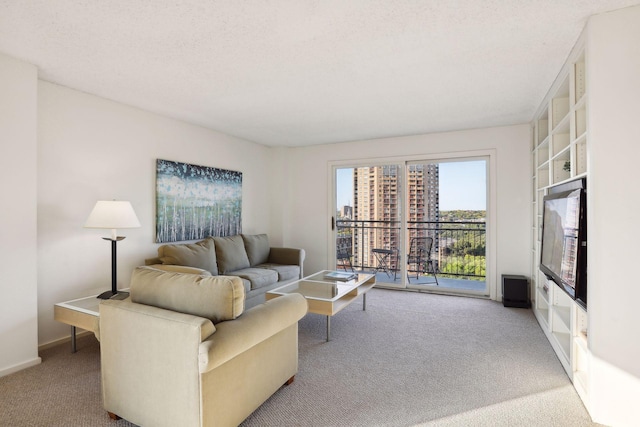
156, 159, 242, 243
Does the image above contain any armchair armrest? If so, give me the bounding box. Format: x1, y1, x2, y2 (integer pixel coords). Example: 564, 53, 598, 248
268, 247, 305, 277
99, 299, 217, 426
198, 293, 307, 373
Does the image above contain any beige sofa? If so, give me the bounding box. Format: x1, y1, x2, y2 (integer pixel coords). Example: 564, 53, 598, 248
99, 266, 308, 427
145, 234, 305, 309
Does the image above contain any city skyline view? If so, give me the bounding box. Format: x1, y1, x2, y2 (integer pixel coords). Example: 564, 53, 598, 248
336, 160, 487, 212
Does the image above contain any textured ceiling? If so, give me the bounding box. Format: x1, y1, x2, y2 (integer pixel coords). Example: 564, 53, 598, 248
1, 1, 639, 147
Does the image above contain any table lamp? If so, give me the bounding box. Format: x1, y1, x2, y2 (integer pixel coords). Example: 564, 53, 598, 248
84, 200, 141, 299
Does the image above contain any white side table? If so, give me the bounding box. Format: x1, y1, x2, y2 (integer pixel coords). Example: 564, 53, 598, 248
54, 295, 101, 352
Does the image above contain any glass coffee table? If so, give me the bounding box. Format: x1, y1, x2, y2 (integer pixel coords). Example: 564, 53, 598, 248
266, 270, 375, 341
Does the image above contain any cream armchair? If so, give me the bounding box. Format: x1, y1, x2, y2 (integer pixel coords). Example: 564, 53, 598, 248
99, 266, 307, 427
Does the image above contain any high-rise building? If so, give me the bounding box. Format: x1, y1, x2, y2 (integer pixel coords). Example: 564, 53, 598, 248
353, 164, 439, 270
339, 205, 353, 219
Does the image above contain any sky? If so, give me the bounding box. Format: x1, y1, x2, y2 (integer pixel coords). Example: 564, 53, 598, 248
336, 160, 486, 211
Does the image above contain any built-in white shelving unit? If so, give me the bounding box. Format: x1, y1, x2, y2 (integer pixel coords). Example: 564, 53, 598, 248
531, 34, 590, 409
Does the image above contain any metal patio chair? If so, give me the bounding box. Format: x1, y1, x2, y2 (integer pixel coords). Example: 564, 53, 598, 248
407, 236, 439, 285
337, 244, 354, 272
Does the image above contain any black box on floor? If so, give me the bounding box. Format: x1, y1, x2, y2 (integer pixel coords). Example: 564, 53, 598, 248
502, 274, 530, 308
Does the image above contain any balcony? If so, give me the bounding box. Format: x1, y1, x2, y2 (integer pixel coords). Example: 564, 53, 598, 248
336, 219, 486, 292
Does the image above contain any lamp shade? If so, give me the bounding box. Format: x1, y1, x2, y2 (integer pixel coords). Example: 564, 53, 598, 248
84, 200, 141, 230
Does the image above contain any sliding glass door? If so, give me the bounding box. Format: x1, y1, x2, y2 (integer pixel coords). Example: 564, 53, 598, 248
335, 164, 402, 283
404, 159, 487, 295
334, 157, 488, 296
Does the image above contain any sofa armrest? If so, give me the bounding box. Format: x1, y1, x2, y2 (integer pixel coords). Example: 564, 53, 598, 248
198, 293, 307, 373
145, 264, 212, 276
268, 247, 305, 277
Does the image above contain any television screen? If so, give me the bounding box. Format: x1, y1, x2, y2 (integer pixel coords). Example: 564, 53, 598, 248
540, 189, 581, 297
539, 177, 587, 308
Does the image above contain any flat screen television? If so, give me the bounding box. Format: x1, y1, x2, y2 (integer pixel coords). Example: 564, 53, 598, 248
540, 178, 587, 308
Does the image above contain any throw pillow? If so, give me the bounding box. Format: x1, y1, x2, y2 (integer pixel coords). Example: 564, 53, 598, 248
159, 237, 218, 275
242, 234, 270, 266
213, 235, 250, 273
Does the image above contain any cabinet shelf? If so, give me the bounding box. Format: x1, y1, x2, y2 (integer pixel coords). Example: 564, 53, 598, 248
537, 165, 549, 189
553, 330, 571, 360
537, 161, 550, 171
551, 144, 571, 161
574, 93, 588, 111
532, 36, 589, 416
534, 283, 550, 330
552, 133, 570, 157
536, 139, 549, 167
552, 97, 570, 129
552, 149, 571, 184
574, 132, 587, 146
537, 118, 549, 145
554, 305, 571, 331
538, 286, 549, 305
536, 307, 549, 329
552, 113, 571, 135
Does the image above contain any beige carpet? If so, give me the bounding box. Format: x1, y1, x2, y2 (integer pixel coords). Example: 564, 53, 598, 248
0, 289, 601, 426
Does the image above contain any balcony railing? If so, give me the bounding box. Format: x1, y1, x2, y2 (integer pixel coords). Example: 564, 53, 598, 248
336, 219, 486, 280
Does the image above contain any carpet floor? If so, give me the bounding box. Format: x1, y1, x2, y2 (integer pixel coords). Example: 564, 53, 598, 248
0, 289, 601, 426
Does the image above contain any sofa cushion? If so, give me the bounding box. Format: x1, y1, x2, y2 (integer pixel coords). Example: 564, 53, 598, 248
231, 267, 278, 290
147, 264, 213, 276
242, 234, 270, 266
213, 235, 250, 274
158, 237, 218, 275
130, 266, 244, 323
256, 263, 300, 282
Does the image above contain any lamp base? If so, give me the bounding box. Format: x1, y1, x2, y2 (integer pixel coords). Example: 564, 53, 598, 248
96, 290, 130, 300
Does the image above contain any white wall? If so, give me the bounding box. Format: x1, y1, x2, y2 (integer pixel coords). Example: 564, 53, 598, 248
586, 6, 640, 425
277, 124, 531, 299
0, 53, 40, 375
4, 53, 531, 372
37, 82, 275, 346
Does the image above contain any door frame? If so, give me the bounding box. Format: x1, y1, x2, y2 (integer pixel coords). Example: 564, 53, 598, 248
328, 149, 497, 300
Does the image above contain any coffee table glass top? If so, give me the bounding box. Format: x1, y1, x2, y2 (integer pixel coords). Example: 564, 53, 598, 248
268, 270, 373, 301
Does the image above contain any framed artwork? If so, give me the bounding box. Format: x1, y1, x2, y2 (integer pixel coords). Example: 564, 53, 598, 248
155, 159, 242, 243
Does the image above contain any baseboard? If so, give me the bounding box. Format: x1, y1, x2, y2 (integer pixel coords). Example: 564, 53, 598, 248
375, 284, 491, 300
38, 330, 93, 352
0, 356, 42, 378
